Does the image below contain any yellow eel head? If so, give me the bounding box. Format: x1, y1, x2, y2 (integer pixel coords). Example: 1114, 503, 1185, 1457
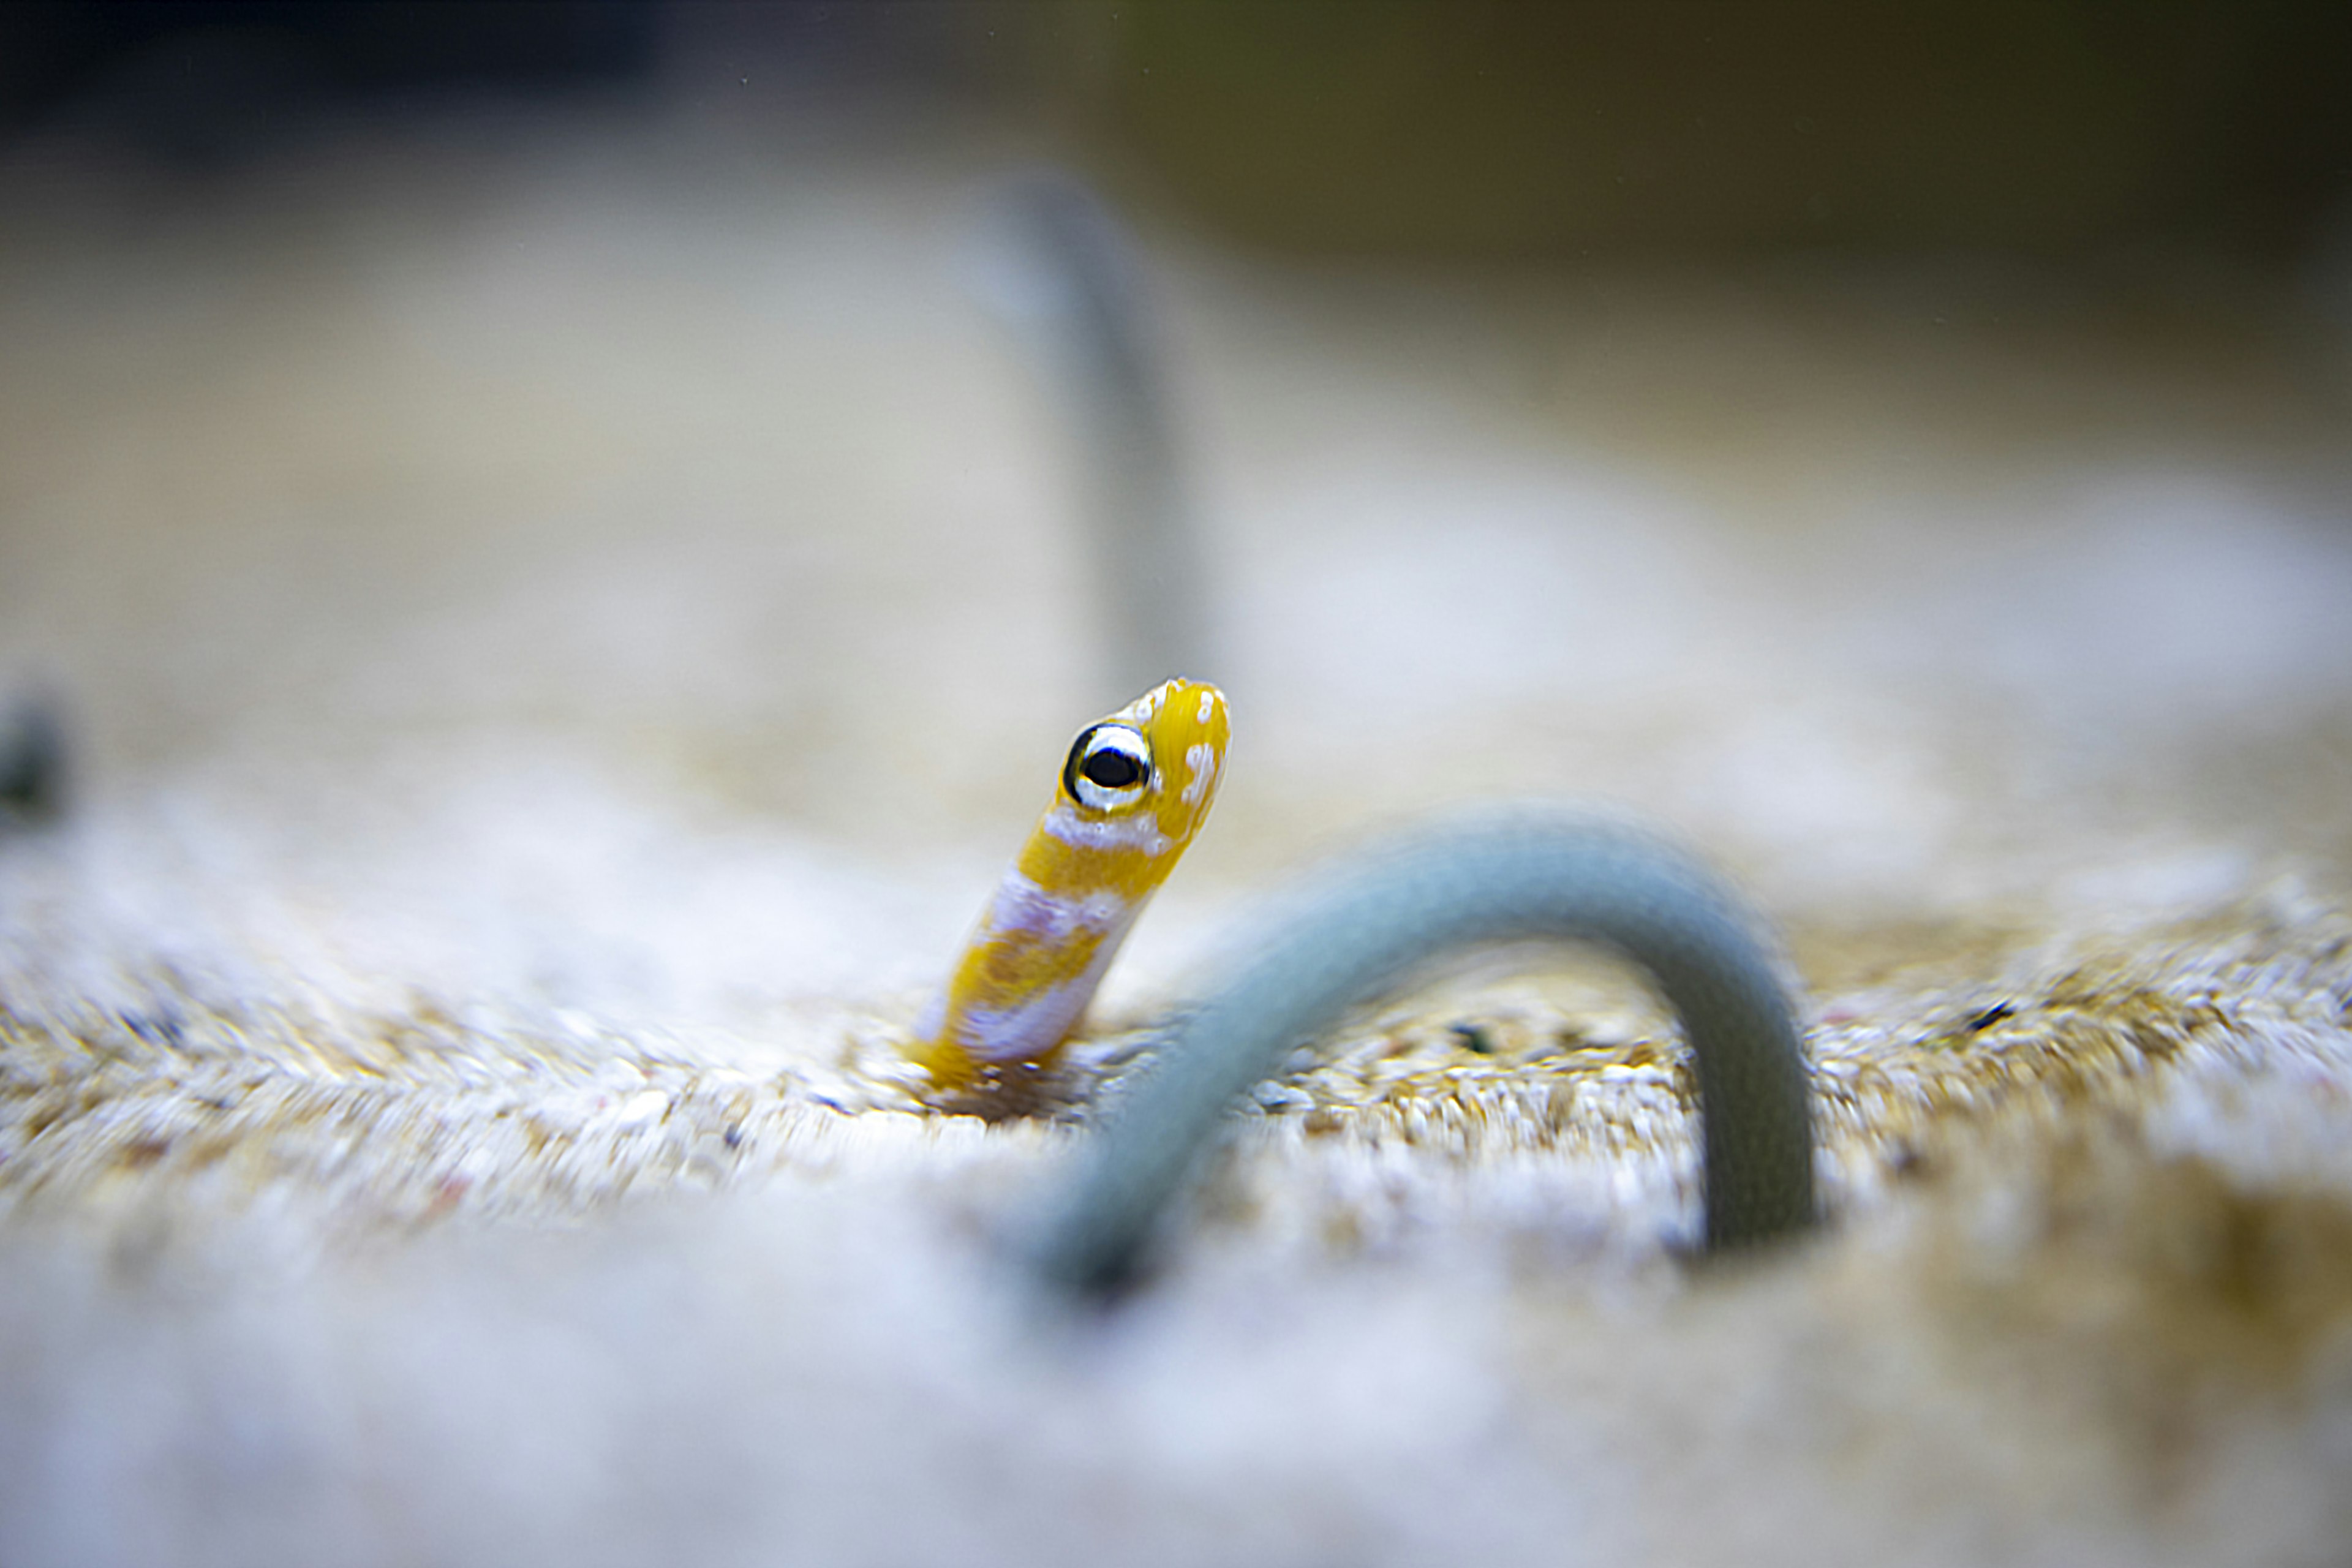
913, 678, 1228, 1110
1042, 677, 1229, 895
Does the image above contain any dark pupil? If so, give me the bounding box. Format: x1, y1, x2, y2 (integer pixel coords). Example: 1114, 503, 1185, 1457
1082, 748, 1145, 790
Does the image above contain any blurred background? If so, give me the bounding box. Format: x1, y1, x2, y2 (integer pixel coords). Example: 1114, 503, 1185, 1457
2, 1, 2349, 1032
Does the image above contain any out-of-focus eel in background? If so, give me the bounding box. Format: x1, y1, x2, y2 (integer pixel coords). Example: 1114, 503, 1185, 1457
983, 171, 1212, 709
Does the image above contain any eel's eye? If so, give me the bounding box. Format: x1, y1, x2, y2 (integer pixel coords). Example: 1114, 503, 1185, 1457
1063, 723, 1153, 810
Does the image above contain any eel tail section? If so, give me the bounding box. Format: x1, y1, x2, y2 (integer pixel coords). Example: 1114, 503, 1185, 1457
912, 678, 1230, 1113
1027, 807, 1817, 1295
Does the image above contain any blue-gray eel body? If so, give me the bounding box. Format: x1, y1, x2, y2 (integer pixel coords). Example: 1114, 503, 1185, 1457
1028, 809, 1818, 1297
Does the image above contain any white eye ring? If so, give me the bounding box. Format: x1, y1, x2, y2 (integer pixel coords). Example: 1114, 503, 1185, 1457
1063, 723, 1153, 811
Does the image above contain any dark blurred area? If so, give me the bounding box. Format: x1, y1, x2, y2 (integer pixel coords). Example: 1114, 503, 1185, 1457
0, 2, 659, 167
4, 1, 2348, 265
1085, 1, 2352, 264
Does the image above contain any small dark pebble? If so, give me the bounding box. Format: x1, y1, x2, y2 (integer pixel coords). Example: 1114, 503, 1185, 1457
1449, 1023, 1495, 1055
722, 1123, 744, 1148
1961, 1001, 2014, 1034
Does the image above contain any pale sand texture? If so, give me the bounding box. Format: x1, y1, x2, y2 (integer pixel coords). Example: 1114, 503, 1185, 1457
2, 102, 2351, 1564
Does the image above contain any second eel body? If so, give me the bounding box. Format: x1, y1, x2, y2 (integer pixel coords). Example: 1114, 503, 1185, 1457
1028, 809, 1819, 1294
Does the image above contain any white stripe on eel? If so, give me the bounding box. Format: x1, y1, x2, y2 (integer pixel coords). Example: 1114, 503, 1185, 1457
1041, 804, 1173, 856
984, 871, 1131, 942
954, 907, 1141, 1061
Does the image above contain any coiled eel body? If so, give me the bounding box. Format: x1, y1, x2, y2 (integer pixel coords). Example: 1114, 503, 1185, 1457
1027, 809, 1818, 1295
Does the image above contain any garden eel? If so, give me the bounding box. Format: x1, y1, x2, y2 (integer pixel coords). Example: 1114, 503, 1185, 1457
911, 677, 1229, 1112
1019, 806, 1819, 1298
0, 692, 65, 826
